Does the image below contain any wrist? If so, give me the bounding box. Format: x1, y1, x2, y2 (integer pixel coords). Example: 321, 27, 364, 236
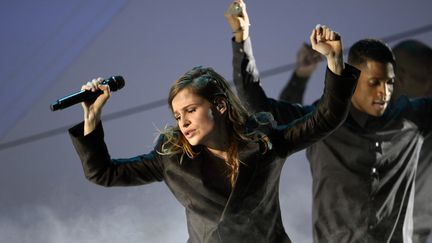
233, 29, 249, 43
233, 33, 243, 43
295, 68, 313, 78
84, 116, 99, 136
326, 54, 344, 75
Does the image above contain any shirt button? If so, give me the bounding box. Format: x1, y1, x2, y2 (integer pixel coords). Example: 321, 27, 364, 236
375, 142, 380, 148
372, 167, 377, 174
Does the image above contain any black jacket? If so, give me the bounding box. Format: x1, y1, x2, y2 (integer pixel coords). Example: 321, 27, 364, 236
69, 51, 357, 242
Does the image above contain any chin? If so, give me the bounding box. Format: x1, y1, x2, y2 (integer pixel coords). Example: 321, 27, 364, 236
187, 140, 199, 146
371, 109, 386, 117
187, 137, 203, 146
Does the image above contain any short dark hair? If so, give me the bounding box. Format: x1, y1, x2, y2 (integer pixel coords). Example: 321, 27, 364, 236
348, 39, 396, 67
393, 39, 432, 66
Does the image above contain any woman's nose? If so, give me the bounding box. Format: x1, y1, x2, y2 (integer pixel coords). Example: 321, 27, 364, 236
181, 117, 190, 127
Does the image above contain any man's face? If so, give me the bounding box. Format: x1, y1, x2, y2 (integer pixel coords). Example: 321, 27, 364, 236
351, 60, 395, 117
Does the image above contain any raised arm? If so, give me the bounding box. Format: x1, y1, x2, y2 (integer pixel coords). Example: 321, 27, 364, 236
226, 0, 311, 124
226, 1, 358, 127
69, 78, 164, 186
272, 26, 358, 155
310, 24, 344, 75
224, 0, 249, 43
279, 43, 322, 103
79, 77, 111, 135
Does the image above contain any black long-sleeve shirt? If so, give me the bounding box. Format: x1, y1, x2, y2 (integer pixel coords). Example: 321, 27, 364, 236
280, 47, 432, 243
279, 72, 309, 103
413, 135, 432, 243
232, 37, 432, 243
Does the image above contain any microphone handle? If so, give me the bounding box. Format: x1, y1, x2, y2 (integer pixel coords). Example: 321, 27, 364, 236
50, 90, 103, 111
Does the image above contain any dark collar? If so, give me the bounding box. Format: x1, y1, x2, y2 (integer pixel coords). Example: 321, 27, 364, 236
349, 105, 370, 128
348, 104, 388, 129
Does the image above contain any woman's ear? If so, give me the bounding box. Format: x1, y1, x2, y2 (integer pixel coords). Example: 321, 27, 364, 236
214, 98, 228, 115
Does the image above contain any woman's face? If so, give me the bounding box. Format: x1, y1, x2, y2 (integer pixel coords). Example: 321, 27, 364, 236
171, 88, 222, 147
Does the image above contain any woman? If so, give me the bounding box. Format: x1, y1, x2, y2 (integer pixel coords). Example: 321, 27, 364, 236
69, 29, 358, 243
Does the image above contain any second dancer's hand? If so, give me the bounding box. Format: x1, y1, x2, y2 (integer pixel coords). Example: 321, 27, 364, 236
310, 24, 344, 75
224, 0, 250, 43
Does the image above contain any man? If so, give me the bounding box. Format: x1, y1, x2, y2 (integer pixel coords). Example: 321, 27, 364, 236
225, 0, 432, 242
280, 39, 432, 243
392, 40, 432, 243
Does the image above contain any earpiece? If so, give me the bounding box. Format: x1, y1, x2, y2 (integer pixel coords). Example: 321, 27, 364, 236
213, 97, 227, 113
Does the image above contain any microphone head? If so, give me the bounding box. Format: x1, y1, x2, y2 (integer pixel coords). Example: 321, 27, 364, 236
104, 76, 125, 91
50, 75, 125, 112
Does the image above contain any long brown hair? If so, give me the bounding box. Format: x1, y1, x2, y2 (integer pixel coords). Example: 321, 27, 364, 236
158, 66, 250, 186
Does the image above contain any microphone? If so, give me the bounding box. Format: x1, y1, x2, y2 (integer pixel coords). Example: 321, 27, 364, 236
50, 76, 125, 111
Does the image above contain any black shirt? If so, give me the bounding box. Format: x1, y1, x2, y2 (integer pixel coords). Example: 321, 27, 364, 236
279, 48, 432, 243
306, 100, 430, 243
232, 37, 432, 243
